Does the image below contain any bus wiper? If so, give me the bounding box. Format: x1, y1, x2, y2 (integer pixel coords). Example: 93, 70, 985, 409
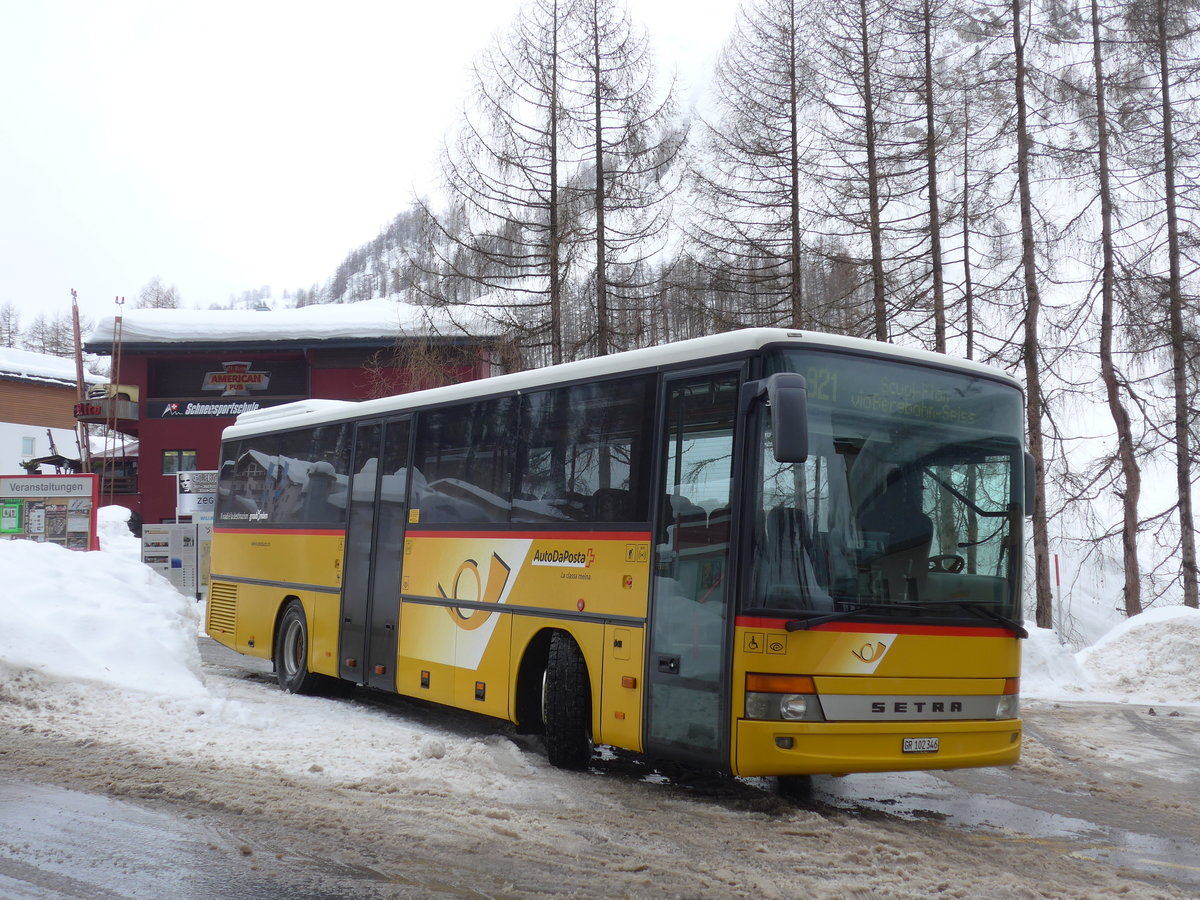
785, 602, 925, 632
922, 600, 1028, 638
785, 600, 1028, 637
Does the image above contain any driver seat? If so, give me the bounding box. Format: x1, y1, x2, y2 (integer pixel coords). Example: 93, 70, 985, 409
858, 472, 933, 602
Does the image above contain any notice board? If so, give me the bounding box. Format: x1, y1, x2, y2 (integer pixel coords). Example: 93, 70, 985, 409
0, 475, 100, 550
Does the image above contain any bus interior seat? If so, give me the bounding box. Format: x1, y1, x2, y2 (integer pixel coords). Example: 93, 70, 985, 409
857, 471, 933, 602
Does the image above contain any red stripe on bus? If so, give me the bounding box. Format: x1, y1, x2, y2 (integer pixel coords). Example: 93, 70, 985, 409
212, 527, 345, 536
735, 617, 1015, 638
407, 530, 653, 542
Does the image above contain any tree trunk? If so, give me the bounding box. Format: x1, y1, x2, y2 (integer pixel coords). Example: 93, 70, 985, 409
1011, 0, 1054, 628
1155, 0, 1198, 608
1092, 0, 1142, 617
858, 0, 888, 341
590, 0, 610, 356
922, 0, 947, 354
789, 3, 805, 329
549, 1, 564, 366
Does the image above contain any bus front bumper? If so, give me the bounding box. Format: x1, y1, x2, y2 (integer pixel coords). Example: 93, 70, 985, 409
734, 718, 1022, 776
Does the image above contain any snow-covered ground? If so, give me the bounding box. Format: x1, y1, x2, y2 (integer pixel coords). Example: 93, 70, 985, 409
1, 506, 1198, 897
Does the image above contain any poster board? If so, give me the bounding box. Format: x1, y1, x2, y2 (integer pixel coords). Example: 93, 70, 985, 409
0, 475, 99, 550
176, 470, 217, 521
176, 470, 216, 597
142, 523, 198, 597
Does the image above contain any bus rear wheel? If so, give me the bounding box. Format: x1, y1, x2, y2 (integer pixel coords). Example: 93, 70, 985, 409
543, 632, 592, 769
275, 601, 325, 695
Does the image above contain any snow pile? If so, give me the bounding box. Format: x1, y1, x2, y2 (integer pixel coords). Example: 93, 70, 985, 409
0, 538, 204, 697
1023, 607, 1200, 706
1019, 626, 1092, 698
0, 531, 554, 805
1077, 606, 1200, 704
95, 504, 141, 562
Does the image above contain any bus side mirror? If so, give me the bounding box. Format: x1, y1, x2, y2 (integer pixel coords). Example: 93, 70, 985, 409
1024, 451, 1036, 516
743, 373, 808, 463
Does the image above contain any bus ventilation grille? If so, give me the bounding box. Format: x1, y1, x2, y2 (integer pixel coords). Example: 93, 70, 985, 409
207, 582, 238, 634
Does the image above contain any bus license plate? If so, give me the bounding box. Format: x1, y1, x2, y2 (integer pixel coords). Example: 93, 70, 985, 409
902, 737, 939, 754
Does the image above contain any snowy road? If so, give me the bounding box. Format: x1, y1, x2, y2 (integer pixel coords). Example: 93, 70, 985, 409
0, 636, 1197, 899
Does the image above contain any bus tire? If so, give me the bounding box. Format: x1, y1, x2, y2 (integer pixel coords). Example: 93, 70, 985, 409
275, 601, 325, 695
543, 631, 592, 769
777, 774, 814, 801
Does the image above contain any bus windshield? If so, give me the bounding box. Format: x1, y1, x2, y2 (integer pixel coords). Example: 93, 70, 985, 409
746, 349, 1026, 625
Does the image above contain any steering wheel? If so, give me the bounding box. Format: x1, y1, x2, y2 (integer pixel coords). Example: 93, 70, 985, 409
928, 554, 965, 574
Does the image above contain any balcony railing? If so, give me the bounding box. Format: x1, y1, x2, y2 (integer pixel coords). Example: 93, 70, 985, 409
95, 475, 138, 494
74, 398, 139, 424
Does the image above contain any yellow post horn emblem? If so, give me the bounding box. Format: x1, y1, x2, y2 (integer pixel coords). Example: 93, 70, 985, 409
852, 641, 888, 664
438, 553, 512, 630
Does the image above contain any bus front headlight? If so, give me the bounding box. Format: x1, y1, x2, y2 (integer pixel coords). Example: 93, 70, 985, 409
995, 693, 1020, 719
779, 695, 809, 720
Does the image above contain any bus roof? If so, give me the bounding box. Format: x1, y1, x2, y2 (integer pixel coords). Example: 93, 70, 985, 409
222, 328, 1023, 440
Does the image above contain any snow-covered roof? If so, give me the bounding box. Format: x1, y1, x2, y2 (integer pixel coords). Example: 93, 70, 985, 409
0, 347, 104, 388
85, 298, 501, 349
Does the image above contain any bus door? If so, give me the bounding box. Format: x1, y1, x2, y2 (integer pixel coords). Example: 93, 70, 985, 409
340, 416, 412, 689
645, 369, 742, 766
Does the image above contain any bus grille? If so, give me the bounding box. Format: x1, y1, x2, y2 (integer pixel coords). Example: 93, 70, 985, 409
207, 582, 238, 635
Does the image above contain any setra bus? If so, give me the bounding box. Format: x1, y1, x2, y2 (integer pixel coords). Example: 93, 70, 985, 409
207, 328, 1030, 782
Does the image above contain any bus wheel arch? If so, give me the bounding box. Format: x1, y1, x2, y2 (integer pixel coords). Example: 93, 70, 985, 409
274, 598, 325, 695
542, 630, 593, 769
514, 630, 554, 735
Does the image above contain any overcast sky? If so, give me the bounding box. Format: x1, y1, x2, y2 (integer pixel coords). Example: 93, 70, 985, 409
0, 0, 737, 326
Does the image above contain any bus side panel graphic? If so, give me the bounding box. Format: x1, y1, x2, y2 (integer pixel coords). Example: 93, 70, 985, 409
399, 532, 651, 736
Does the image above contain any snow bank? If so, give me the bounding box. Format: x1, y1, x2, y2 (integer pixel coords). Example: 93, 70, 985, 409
0, 533, 551, 804
0, 538, 204, 697
1023, 607, 1200, 707
1078, 606, 1200, 704
96, 504, 141, 562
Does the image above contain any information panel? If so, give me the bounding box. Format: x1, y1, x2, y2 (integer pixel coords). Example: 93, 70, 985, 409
142, 523, 198, 598
0, 475, 99, 550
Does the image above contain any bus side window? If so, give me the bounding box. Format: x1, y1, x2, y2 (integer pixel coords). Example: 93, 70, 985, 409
514, 375, 654, 525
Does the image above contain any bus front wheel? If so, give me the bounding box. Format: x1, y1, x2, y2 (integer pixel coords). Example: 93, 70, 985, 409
543, 632, 592, 769
275, 602, 324, 695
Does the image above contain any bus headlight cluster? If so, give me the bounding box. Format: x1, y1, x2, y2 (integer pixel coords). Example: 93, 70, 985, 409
995, 677, 1020, 719
744, 691, 825, 721
744, 674, 825, 721
995, 692, 1020, 719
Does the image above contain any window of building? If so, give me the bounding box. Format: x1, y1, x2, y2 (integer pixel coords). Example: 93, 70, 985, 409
21, 437, 35, 457
162, 449, 197, 475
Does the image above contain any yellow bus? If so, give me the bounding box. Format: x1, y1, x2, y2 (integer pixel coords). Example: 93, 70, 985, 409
207, 328, 1030, 786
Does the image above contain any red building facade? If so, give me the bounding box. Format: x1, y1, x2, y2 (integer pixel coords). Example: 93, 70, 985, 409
81, 304, 498, 525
